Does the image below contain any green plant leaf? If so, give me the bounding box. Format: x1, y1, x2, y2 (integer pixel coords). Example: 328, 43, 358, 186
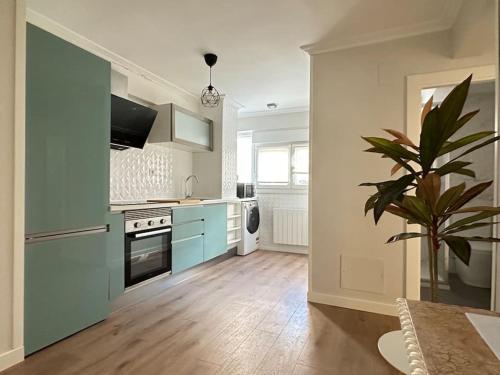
448, 205, 500, 214
438, 131, 495, 156
443, 211, 500, 231
440, 75, 472, 141
445, 109, 480, 138
386, 232, 426, 243
461, 236, 500, 242
402, 195, 432, 225
453, 168, 476, 178
447, 181, 493, 212
442, 235, 471, 265
364, 193, 379, 215
385, 204, 427, 225
372, 175, 415, 224
434, 161, 472, 177
449, 135, 500, 163
443, 222, 500, 235
362, 137, 420, 163
419, 107, 443, 173
435, 183, 466, 215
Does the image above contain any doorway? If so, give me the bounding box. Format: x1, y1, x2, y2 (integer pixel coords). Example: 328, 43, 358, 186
405, 66, 498, 310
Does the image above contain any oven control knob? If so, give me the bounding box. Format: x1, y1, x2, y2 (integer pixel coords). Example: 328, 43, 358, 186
160, 219, 166, 224
134, 222, 142, 228
148, 220, 154, 226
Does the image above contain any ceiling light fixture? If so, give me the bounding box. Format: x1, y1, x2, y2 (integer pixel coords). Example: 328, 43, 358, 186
201, 53, 220, 108
267, 103, 278, 110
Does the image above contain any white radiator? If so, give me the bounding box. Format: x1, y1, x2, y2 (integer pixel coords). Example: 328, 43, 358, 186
273, 208, 308, 246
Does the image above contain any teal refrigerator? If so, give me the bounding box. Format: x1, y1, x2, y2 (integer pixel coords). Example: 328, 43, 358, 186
25, 24, 111, 355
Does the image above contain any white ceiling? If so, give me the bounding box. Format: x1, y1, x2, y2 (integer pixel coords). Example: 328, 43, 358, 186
27, 0, 462, 113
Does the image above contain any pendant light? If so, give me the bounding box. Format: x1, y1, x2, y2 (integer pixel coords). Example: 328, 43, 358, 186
201, 53, 220, 107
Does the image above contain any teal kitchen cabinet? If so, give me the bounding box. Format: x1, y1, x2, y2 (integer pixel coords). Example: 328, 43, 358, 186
25, 24, 111, 355
172, 235, 204, 273
172, 220, 204, 242
172, 205, 204, 224
171, 206, 205, 273
107, 213, 125, 301
26, 24, 110, 235
203, 203, 227, 261
25, 233, 109, 355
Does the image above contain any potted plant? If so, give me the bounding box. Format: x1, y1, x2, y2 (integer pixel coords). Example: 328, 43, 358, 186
361, 75, 500, 302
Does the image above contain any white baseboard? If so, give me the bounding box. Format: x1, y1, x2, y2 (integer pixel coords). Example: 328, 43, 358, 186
259, 244, 308, 254
308, 291, 398, 316
0, 346, 24, 372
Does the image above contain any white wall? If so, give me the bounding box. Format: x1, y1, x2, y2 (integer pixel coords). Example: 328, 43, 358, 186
193, 97, 240, 199
451, 0, 496, 58
239, 110, 309, 131
309, 28, 495, 315
238, 111, 309, 254
0, 0, 25, 370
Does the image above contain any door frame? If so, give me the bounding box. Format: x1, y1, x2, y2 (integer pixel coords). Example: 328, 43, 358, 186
405, 65, 497, 310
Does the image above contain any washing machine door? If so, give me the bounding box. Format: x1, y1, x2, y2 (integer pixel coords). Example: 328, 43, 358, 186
246, 203, 260, 234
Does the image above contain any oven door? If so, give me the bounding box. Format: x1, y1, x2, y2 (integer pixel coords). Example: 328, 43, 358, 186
125, 227, 172, 287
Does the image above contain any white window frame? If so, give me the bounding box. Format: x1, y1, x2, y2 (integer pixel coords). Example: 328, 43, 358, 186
254, 142, 309, 190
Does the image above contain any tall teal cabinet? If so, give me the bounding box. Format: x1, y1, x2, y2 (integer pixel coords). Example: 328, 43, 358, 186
25, 24, 111, 355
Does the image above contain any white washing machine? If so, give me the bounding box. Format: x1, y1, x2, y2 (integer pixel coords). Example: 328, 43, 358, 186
238, 199, 260, 255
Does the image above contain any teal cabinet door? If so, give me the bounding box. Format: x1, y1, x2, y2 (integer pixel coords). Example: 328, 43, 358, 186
172, 220, 204, 242
26, 24, 111, 235
203, 204, 227, 261
25, 233, 109, 355
172, 235, 204, 273
107, 213, 124, 301
172, 206, 204, 224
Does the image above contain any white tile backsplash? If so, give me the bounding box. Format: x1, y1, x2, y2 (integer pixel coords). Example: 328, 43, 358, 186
110, 143, 191, 201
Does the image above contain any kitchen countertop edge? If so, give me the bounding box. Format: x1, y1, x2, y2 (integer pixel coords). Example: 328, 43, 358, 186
109, 197, 256, 212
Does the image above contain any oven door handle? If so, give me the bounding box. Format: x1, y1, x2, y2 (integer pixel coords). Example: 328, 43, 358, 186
132, 228, 172, 238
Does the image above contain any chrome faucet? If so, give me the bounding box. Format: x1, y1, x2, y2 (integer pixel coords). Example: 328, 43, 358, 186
185, 175, 199, 199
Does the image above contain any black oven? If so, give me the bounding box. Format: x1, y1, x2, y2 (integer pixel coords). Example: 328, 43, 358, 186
125, 227, 171, 287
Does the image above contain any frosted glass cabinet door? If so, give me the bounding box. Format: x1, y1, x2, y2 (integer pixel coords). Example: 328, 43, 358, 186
173, 107, 213, 150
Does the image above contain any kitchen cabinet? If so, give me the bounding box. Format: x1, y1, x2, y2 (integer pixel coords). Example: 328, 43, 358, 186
172, 220, 204, 242
107, 213, 124, 301
25, 24, 111, 355
25, 233, 109, 355
171, 204, 228, 273
172, 235, 204, 273
172, 205, 204, 224
149, 104, 213, 151
203, 203, 228, 261
26, 24, 110, 235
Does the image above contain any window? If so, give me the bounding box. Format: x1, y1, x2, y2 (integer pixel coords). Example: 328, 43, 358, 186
256, 143, 309, 188
237, 132, 253, 183
257, 146, 290, 186
292, 144, 309, 186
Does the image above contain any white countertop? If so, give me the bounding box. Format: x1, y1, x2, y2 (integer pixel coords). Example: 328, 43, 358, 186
109, 197, 256, 212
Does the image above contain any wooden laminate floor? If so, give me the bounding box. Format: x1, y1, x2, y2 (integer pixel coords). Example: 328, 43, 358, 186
3, 251, 400, 375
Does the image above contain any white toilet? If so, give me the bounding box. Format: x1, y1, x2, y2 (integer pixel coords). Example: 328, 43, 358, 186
456, 242, 492, 288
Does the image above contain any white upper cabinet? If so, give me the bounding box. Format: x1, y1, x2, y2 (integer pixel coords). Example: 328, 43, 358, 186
149, 104, 213, 151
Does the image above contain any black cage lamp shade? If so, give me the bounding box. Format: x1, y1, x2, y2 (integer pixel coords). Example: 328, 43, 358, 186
201, 53, 220, 107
